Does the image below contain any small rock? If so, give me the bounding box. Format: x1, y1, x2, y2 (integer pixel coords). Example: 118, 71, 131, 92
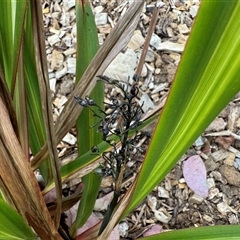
139, 92, 155, 112
217, 202, 237, 215
94, 6, 104, 13
104, 48, 137, 82
55, 63, 68, 79
203, 214, 213, 222
157, 186, 169, 198
49, 78, 57, 93
219, 165, 240, 186
189, 194, 204, 204
215, 136, 234, 149
205, 158, 218, 172
233, 157, 240, 170
95, 12, 108, 25
228, 214, 239, 224
127, 30, 145, 50
51, 50, 64, 70
154, 41, 185, 53
189, 5, 199, 18
224, 152, 236, 166
118, 222, 129, 238
211, 150, 229, 162
177, 24, 190, 34
194, 136, 205, 147
59, 79, 74, 95
63, 48, 76, 56
150, 33, 162, 50
145, 50, 156, 62
67, 57, 76, 74
208, 187, 219, 200
206, 117, 226, 132
62, 0, 75, 11
62, 132, 76, 145
48, 34, 60, 46
154, 208, 172, 224
207, 178, 215, 189
211, 170, 227, 184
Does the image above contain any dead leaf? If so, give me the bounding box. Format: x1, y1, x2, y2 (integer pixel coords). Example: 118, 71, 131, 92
183, 155, 208, 198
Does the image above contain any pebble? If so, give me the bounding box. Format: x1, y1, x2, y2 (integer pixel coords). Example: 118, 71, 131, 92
62, 132, 76, 145
118, 222, 129, 238
224, 152, 236, 166
189, 194, 204, 204
51, 50, 64, 70
67, 57, 76, 74
154, 41, 185, 53
59, 79, 74, 95
177, 24, 190, 34
95, 12, 108, 25
189, 5, 199, 18
127, 30, 145, 50
48, 34, 60, 46
219, 165, 240, 186
104, 48, 137, 82
194, 136, 205, 147
211, 149, 229, 162
217, 202, 237, 215
206, 118, 226, 132
207, 178, 215, 189
150, 33, 162, 50
157, 186, 169, 198
233, 157, 240, 170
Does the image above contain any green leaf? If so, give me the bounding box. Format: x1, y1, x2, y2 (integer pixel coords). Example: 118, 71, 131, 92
0, 199, 36, 240
72, 0, 103, 236
123, 0, 240, 216
137, 225, 240, 240
0, 1, 27, 91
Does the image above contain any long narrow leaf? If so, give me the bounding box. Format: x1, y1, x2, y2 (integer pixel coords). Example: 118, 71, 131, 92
126, 0, 240, 215
0, 98, 61, 239
73, 0, 103, 235
137, 225, 240, 240
30, 0, 62, 227
0, 199, 36, 240
99, 0, 240, 238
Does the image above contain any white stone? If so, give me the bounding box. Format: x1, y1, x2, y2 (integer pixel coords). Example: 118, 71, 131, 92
158, 186, 169, 198
189, 194, 204, 204
47, 34, 60, 46
63, 48, 76, 56
95, 12, 108, 25
154, 41, 185, 53
62, 0, 75, 11
127, 30, 145, 50
207, 178, 215, 189
139, 92, 155, 112
104, 48, 138, 82
67, 57, 76, 74
49, 78, 57, 92
94, 6, 104, 14
150, 33, 162, 50
62, 133, 76, 145
55, 63, 68, 79
190, 5, 199, 18
118, 222, 129, 238
178, 24, 190, 34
